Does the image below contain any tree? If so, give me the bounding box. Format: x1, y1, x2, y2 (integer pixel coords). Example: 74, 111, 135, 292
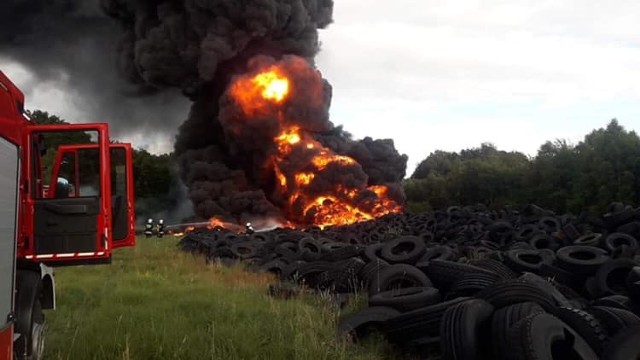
404, 120, 640, 214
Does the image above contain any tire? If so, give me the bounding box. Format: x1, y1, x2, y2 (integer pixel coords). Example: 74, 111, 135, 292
440, 299, 495, 360
589, 306, 640, 337
258, 259, 288, 276
382, 297, 471, 345
294, 261, 335, 288
469, 258, 518, 280
380, 236, 426, 264
362, 243, 384, 262
368, 264, 432, 296
593, 295, 632, 311
447, 271, 502, 298
320, 244, 360, 261
506, 313, 598, 360
528, 233, 561, 251
15, 299, 45, 360
491, 302, 545, 360
475, 279, 557, 312
369, 286, 440, 312
519, 272, 572, 308
604, 233, 639, 253
602, 324, 640, 360
548, 307, 608, 356
556, 246, 610, 275
336, 306, 401, 343
538, 216, 561, 233
421, 245, 455, 262
229, 243, 258, 259
594, 258, 637, 297
358, 258, 389, 288
573, 233, 603, 247
317, 258, 365, 292
425, 259, 496, 286
504, 249, 552, 273
625, 266, 640, 301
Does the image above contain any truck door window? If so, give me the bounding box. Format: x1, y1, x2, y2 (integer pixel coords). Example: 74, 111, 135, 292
34, 130, 99, 199
77, 148, 100, 197
110, 147, 128, 240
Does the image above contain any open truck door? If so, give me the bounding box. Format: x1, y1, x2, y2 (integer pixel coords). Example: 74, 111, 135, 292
48, 143, 136, 248
20, 123, 134, 265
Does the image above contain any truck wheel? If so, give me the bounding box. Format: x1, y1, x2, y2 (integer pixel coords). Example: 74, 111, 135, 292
15, 299, 45, 360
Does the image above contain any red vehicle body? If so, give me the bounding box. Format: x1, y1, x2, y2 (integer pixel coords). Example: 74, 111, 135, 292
0, 70, 136, 359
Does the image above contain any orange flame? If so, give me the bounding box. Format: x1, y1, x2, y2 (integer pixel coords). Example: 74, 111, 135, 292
227, 59, 402, 228
254, 71, 289, 102
206, 217, 244, 232
230, 68, 290, 116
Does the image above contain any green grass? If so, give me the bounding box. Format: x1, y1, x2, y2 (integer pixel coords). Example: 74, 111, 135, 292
44, 237, 396, 360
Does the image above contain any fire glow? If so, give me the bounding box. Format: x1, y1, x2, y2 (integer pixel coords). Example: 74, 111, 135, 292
225, 57, 402, 228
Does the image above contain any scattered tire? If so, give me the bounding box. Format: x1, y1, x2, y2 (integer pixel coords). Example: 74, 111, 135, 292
368, 264, 432, 296
369, 286, 440, 312
440, 299, 495, 360
556, 246, 610, 275
380, 236, 426, 264
506, 312, 598, 360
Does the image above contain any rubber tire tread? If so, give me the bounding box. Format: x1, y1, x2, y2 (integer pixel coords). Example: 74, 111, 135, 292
589, 306, 640, 336
491, 302, 545, 360
382, 297, 471, 345
440, 299, 495, 360
368, 264, 433, 296
507, 313, 598, 360
425, 259, 496, 286
549, 306, 608, 356
368, 286, 441, 312
448, 271, 502, 298
602, 324, 640, 360
469, 258, 518, 279
475, 279, 557, 311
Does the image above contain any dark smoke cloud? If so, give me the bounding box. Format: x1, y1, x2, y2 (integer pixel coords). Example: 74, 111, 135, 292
4, 0, 408, 223
103, 0, 408, 223
0, 0, 189, 139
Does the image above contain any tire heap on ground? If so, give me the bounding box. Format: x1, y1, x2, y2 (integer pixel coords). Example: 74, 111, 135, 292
179, 202, 640, 359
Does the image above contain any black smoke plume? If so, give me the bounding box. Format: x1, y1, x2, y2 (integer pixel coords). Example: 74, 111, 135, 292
0, 0, 189, 141
103, 0, 407, 223
4, 0, 408, 224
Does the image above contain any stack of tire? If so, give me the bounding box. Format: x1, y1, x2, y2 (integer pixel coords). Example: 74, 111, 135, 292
179, 202, 640, 359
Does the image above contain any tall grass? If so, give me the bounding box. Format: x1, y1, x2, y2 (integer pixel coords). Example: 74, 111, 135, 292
44, 237, 396, 360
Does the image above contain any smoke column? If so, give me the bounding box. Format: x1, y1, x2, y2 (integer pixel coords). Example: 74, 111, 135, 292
3, 0, 408, 225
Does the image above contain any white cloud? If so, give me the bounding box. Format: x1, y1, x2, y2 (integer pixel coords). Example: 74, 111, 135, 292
317, 0, 640, 175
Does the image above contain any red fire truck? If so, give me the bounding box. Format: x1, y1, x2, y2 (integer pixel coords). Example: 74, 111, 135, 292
0, 71, 136, 359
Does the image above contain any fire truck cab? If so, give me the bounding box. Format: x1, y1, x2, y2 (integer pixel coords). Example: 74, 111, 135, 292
0, 70, 136, 360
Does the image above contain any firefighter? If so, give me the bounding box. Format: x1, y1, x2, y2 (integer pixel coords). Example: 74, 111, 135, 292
144, 218, 154, 238
245, 222, 255, 234
157, 219, 165, 238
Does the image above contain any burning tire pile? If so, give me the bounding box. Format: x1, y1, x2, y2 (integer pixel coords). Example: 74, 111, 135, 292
178, 203, 640, 360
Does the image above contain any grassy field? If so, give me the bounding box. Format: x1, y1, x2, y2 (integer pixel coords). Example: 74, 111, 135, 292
43, 236, 396, 360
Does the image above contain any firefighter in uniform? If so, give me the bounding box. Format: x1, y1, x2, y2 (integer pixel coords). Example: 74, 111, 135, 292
144, 218, 154, 238
245, 222, 255, 234
157, 219, 165, 238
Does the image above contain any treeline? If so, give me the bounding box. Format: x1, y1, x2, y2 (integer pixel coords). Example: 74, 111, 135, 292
404, 119, 640, 214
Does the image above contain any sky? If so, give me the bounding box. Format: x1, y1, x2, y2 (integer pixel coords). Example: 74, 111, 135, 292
4, 0, 640, 176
